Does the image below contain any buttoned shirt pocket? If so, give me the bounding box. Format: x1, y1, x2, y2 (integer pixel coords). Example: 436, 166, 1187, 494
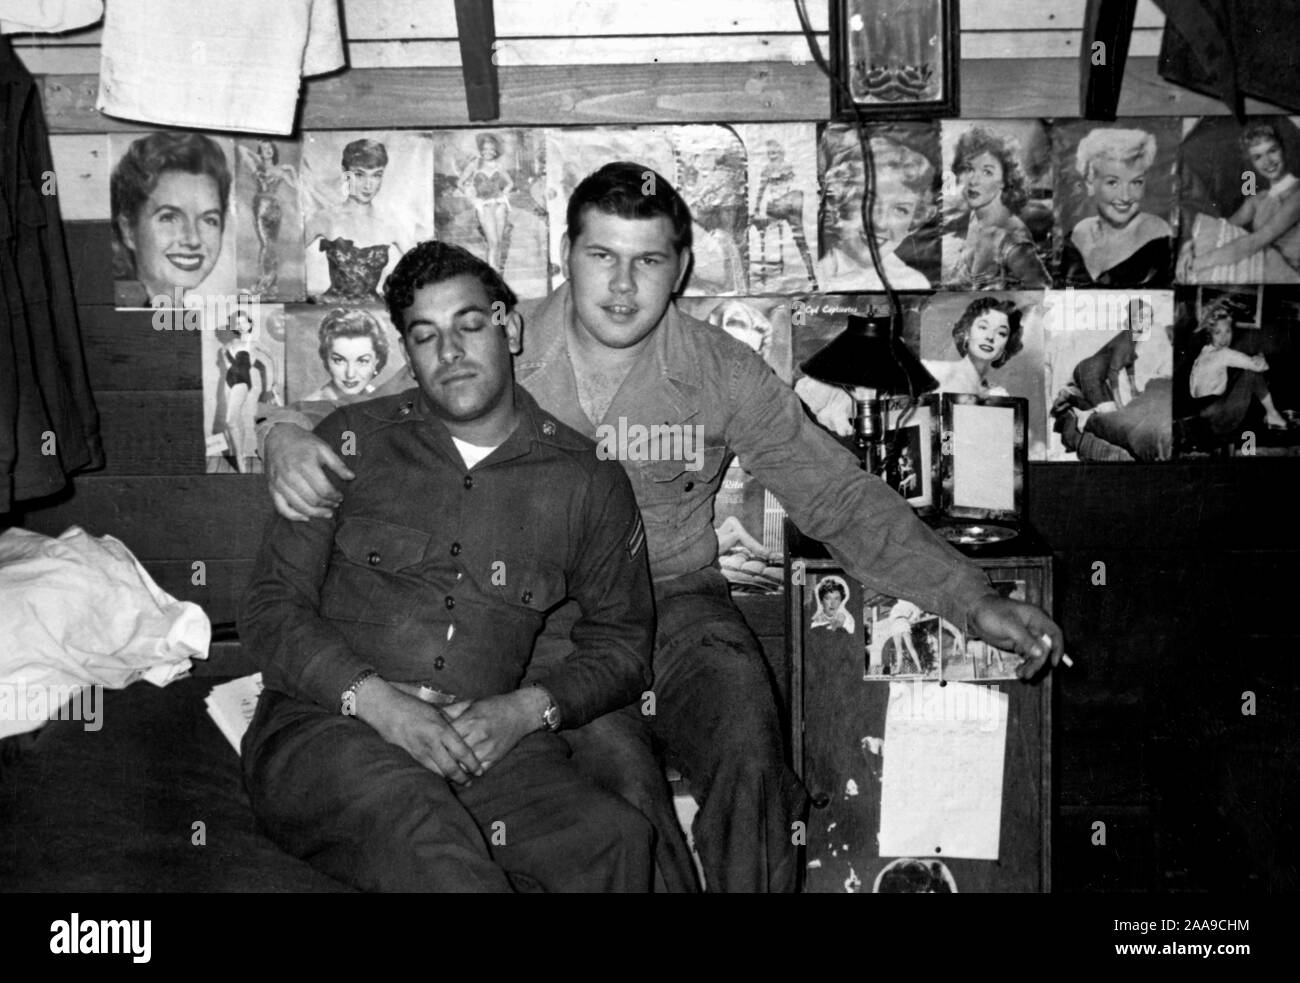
470, 550, 568, 617
321, 517, 431, 625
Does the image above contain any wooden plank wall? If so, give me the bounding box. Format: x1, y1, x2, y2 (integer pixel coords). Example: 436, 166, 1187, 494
6, 0, 1298, 892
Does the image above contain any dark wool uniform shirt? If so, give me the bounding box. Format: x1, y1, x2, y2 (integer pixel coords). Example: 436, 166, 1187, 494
239, 384, 654, 729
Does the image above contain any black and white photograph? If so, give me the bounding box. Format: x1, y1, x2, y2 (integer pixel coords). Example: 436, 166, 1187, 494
110, 130, 239, 309
1042, 288, 1176, 462
816, 121, 942, 291
200, 303, 285, 474
433, 129, 549, 299
673, 126, 750, 295
280, 303, 404, 409
1177, 115, 1300, 285
940, 119, 1053, 290
918, 291, 1049, 459
8, 0, 1300, 916
233, 137, 305, 301
299, 130, 433, 304
1173, 285, 1300, 456
863, 595, 947, 680
1050, 117, 1180, 289
873, 857, 959, 893
732, 124, 821, 292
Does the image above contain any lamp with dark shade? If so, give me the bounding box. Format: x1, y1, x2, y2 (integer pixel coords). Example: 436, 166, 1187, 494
799, 311, 938, 473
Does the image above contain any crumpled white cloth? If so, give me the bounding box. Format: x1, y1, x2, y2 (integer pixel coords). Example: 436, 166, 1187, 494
0, 0, 102, 34
0, 526, 209, 739
97, 0, 344, 135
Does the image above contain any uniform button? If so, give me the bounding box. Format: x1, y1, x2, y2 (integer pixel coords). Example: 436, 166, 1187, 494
450, 542, 462, 556
399, 403, 412, 416
521, 590, 533, 604
684, 481, 695, 491
445, 596, 455, 609
434, 656, 446, 670
463, 475, 474, 490
367, 552, 381, 566
542, 420, 556, 435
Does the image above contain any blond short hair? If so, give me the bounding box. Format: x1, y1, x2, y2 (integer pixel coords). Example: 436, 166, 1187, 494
1075, 128, 1158, 183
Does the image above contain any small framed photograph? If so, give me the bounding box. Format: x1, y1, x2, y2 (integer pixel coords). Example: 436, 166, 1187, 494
938, 393, 1026, 524
830, 0, 959, 120
882, 394, 939, 514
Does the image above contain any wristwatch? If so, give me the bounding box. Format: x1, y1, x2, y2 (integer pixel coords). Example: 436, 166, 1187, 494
341, 668, 377, 716
532, 684, 561, 732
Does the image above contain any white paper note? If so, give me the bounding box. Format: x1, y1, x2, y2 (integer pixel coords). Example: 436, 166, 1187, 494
878, 680, 1008, 860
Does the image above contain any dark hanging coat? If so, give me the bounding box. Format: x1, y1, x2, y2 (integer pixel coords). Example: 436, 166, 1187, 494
1, 35, 103, 513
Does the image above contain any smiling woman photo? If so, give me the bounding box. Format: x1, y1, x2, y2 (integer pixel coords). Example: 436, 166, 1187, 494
111, 131, 232, 307
817, 131, 937, 290
1179, 122, 1300, 284
923, 295, 1024, 396
301, 308, 390, 405
1058, 127, 1175, 287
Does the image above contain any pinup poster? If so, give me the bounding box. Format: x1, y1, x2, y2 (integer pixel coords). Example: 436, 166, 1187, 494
109, 131, 239, 310
863, 580, 1028, 682
1177, 115, 1300, 286
681, 297, 795, 593
1041, 288, 1176, 462
1172, 285, 1300, 457
672, 126, 750, 295
816, 121, 942, 292
543, 126, 678, 288
298, 130, 434, 305
938, 119, 1055, 291
730, 123, 820, 293
281, 303, 407, 408
233, 137, 306, 302
918, 291, 1050, 460
201, 304, 286, 475
433, 129, 550, 299
1049, 117, 1181, 289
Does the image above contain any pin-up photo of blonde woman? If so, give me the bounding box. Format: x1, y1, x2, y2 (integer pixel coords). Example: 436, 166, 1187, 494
817, 123, 940, 290
1052, 119, 1179, 289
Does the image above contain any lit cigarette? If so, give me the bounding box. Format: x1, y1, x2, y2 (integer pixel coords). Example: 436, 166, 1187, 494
1041, 632, 1073, 667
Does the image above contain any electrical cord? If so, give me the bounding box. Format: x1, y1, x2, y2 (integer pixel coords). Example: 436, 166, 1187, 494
793, 0, 920, 477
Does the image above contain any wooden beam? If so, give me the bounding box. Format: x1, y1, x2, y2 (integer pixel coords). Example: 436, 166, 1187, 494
453, 0, 499, 121
1079, 0, 1137, 119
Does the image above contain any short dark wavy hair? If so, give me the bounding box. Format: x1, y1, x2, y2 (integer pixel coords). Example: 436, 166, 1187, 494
111, 131, 232, 242
952, 126, 1030, 215
317, 308, 390, 374
952, 296, 1024, 368
566, 161, 693, 254
383, 240, 517, 337
342, 138, 388, 171
817, 577, 847, 605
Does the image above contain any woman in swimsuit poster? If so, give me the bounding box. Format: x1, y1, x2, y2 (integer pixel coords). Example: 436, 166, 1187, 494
458, 133, 514, 275
301, 131, 433, 303
204, 306, 283, 474
234, 138, 303, 299
434, 129, 549, 298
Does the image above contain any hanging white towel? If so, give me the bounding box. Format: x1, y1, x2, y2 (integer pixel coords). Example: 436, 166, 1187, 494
0, 526, 210, 739
0, 0, 102, 34
97, 0, 345, 135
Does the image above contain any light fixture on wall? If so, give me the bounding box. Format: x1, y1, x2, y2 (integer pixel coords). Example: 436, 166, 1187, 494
799, 310, 938, 473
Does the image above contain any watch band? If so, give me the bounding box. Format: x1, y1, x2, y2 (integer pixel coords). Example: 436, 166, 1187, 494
341, 668, 377, 716
532, 683, 561, 732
